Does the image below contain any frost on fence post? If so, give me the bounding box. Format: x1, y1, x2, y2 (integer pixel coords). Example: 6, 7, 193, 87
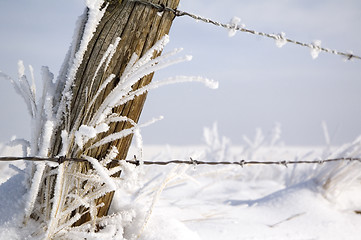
0, 0, 219, 236
19, 0, 182, 237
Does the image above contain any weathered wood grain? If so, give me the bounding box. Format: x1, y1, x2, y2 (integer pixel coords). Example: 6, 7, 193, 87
35, 0, 180, 228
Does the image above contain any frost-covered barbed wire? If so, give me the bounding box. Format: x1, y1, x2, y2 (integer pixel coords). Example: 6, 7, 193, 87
0, 155, 360, 167
1, 1, 360, 237
131, 0, 361, 61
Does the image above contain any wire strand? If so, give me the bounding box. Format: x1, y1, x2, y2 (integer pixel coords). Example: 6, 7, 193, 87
131, 0, 361, 61
1, 156, 360, 167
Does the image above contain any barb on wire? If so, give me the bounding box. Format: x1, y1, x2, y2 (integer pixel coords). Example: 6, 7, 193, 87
0, 156, 360, 167
131, 0, 361, 61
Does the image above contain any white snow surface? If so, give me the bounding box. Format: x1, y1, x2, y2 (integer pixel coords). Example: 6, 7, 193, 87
1, 134, 361, 239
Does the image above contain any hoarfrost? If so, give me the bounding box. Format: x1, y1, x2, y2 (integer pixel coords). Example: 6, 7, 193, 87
228, 16, 241, 37
0, 27, 220, 238
134, 128, 144, 161
203, 122, 231, 162
88, 116, 163, 150
45, 162, 65, 239
7, 139, 30, 157
75, 124, 109, 149
116, 75, 218, 108
83, 155, 117, 191
274, 32, 287, 48
85, 0, 104, 10
268, 122, 282, 146
23, 162, 45, 222
310, 40, 322, 59
38, 120, 54, 157
59, 130, 69, 156
56, 1, 107, 127
95, 122, 110, 133
89, 35, 217, 127
53, 9, 87, 112
322, 121, 331, 146
79, 125, 97, 138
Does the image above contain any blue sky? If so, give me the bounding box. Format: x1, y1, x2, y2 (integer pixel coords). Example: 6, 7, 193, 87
0, 0, 360, 146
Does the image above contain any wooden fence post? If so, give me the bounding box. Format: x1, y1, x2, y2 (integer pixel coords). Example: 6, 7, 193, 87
33, 0, 180, 230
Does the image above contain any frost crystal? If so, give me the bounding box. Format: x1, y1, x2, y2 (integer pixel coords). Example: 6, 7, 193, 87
274, 32, 287, 48
55, 1, 107, 128
228, 16, 241, 37
310, 40, 322, 59
1, 27, 219, 238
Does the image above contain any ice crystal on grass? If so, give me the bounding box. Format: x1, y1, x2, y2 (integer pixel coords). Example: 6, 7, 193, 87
0, 30, 218, 239
55, 1, 107, 129
203, 122, 231, 162
46, 35, 216, 238
314, 136, 361, 198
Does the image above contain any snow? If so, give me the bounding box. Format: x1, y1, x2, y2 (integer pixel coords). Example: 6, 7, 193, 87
59, 130, 69, 156
0, 4, 359, 238
1, 45, 360, 240
0, 172, 27, 225
126, 143, 361, 240
55, 1, 107, 129
0, 31, 225, 238
75, 124, 109, 149
1, 123, 361, 239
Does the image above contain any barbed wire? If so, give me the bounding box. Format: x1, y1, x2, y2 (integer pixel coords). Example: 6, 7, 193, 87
1, 156, 360, 167
131, 0, 361, 61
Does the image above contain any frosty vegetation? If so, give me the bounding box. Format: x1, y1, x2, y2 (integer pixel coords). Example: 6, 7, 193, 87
0, 37, 217, 240
0, 1, 360, 240
0, 1, 218, 238
1, 121, 361, 239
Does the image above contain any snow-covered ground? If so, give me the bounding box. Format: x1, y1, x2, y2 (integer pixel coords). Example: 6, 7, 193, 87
1, 125, 361, 239
0, 1, 360, 237
127, 143, 361, 240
